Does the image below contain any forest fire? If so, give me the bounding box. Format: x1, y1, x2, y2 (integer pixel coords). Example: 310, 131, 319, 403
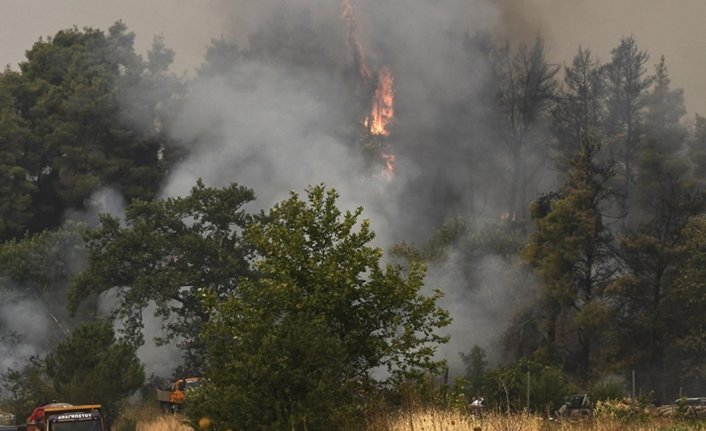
367, 67, 394, 137
341, 0, 397, 179
367, 68, 396, 179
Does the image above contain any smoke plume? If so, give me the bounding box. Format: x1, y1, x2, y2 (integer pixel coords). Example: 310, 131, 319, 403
159, 0, 537, 370
0, 0, 549, 379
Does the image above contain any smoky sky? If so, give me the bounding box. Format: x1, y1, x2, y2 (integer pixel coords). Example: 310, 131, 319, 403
1, 0, 704, 114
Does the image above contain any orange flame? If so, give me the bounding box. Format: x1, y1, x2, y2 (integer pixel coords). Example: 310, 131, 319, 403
340, 0, 397, 180
368, 67, 394, 136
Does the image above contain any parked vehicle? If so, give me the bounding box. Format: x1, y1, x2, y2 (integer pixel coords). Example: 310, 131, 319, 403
156, 377, 202, 413
24, 404, 104, 431
558, 393, 593, 418
0, 412, 17, 431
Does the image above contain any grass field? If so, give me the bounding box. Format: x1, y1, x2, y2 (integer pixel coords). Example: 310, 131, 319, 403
136, 414, 193, 431
132, 409, 705, 431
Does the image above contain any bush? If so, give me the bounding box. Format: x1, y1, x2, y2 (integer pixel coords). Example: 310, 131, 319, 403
482, 358, 569, 414
592, 378, 625, 401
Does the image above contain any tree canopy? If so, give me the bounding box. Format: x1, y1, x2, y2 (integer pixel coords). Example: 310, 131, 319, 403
524, 139, 616, 378
0, 22, 181, 239
70, 180, 256, 373
189, 185, 451, 430
45, 320, 144, 421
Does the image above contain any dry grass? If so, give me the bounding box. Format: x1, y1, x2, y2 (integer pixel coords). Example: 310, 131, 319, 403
130, 409, 701, 431
136, 414, 194, 431
370, 409, 699, 431
372, 409, 540, 431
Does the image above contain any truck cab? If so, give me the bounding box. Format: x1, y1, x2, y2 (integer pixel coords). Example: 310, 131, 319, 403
26, 404, 104, 431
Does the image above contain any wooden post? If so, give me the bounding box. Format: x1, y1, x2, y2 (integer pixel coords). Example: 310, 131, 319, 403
527, 370, 531, 413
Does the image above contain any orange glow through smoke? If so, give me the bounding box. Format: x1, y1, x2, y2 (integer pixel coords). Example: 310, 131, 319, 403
382, 152, 396, 180
341, 0, 397, 180
368, 67, 394, 137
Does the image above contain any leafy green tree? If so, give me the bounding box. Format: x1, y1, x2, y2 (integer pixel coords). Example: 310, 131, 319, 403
70, 181, 256, 374
671, 216, 706, 391
524, 139, 616, 378
189, 185, 451, 430
0, 221, 86, 290
390, 219, 467, 264
0, 356, 54, 420
482, 358, 569, 414
461, 345, 487, 398
44, 320, 144, 421
0, 222, 89, 343
0, 72, 36, 241
0, 22, 180, 235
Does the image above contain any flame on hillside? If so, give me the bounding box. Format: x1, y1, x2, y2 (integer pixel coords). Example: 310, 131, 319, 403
367, 67, 394, 137
341, 0, 397, 180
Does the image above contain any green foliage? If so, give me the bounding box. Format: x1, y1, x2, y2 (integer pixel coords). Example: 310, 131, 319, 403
44, 320, 144, 421
0, 74, 35, 241
0, 356, 54, 420
188, 185, 451, 431
71, 180, 256, 373
0, 21, 181, 237
591, 378, 625, 401
461, 345, 487, 398
0, 221, 86, 289
594, 399, 648, 424
671, 216, 706, 383
391, 219, 467, 264
607, 58, 703, 393
482, 358, 569, 414
524, 139, 616, 376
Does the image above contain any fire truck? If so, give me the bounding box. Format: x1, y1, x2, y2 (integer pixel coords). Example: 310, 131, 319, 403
156, 377, 202, 413
24, 404, 104, 431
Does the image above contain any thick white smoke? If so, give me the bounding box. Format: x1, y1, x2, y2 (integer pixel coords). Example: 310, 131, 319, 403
0, 0, 543, 380
160, 0, 531, 370
0, 285, 55, 371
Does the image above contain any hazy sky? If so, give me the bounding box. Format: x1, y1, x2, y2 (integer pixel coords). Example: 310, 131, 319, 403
2, 0, 704, 114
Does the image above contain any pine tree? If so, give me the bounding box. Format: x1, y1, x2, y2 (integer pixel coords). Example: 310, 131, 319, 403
524, 139, 616, 378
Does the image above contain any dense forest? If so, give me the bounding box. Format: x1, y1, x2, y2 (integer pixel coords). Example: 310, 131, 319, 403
1, 2, 706, 429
